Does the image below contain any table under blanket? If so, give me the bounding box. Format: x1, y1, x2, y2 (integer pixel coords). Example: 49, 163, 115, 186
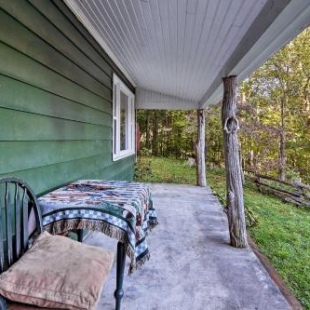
38, 180, 158, 273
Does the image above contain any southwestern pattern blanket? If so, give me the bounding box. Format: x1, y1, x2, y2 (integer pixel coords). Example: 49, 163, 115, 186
38, 180, 158, 273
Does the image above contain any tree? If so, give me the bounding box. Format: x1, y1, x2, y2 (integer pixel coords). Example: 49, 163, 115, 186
137, 109, 197, 158
239, 27, 310, 182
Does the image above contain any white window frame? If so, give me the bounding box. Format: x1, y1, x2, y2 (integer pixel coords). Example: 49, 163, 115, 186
113, 74, 135, 161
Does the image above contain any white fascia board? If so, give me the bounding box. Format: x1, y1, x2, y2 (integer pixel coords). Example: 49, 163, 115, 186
201, 0, 310, 108
136, 88, 199, 110
64, 0, 137, 88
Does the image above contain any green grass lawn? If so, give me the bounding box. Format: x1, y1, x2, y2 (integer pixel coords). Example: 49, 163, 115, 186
135, 156, 310, 309
135, 156, 197, 184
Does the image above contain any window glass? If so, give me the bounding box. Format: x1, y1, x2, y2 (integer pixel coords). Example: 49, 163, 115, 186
120, 91, 128, 151
113, 119, 117, 154
113, 75, 135, 160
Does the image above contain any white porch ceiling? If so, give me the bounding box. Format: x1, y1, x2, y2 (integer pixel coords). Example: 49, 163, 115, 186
64, 0, 310, 110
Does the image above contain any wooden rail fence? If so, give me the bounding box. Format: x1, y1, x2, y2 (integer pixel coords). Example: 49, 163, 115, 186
245, 171, 310, 208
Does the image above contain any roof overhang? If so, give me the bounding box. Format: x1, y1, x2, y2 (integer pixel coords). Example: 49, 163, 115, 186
64, 0, 310, 110
200, 0, 310, 108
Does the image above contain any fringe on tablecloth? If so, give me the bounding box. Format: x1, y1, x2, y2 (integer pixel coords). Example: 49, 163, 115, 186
43, 218, 152, 274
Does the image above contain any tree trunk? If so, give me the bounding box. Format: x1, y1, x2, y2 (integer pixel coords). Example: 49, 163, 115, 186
145, 110, 151, 149
152, 111, 159, 156
196, 109, 206, 186
279, 96, 286, 181
239, 144, 245, 185
222, 76, 248, 248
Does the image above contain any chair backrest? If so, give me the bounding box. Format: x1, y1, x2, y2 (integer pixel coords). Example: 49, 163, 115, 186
0, 177, 43, 273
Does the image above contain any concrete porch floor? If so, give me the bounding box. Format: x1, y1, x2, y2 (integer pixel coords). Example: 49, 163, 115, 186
85, 183, 291, 310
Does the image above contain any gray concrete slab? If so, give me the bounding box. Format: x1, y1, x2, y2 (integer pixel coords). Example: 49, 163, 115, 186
85, 183, 291, 310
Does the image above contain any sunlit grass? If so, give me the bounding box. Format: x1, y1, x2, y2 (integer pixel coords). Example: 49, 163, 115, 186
135, 156, 310, 309
135, 156, 196, 184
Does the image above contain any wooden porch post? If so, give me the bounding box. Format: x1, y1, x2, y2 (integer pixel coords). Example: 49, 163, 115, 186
196, 109, 207, 187
222, 76, 248, 248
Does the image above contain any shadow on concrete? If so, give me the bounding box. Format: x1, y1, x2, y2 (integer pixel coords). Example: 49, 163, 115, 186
85, 183, 292, 310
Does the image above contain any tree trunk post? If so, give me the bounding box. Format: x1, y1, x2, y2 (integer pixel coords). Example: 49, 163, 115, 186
196, 109, 207, 187
222, 76, 248, 248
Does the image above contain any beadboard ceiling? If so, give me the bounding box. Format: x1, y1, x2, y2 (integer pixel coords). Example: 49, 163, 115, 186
64, 0, 310, 110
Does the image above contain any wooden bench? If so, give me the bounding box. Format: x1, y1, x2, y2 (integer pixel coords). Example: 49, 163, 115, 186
0, 177, 115, 310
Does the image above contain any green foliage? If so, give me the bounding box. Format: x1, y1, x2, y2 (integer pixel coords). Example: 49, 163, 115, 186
250, 201, 310, 309
137, 110, 196, 159
204, 168, 226, 204
285, 168, 302, 183
239, 27, 310, 182
205, 105, 224, 168
134, 157, 153, 181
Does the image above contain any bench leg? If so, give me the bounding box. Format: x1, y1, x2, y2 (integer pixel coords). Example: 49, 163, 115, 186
114, 241, 127, 310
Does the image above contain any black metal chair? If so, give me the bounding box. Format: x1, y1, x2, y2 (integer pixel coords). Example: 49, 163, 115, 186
0, 177, 43, 310
0, 177, 43, 272
0, 177, 115, 310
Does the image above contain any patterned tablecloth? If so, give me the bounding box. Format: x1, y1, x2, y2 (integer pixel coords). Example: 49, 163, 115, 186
38, 180, 158, 273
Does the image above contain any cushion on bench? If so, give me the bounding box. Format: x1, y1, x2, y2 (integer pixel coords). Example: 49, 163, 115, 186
0, 232, 115, 310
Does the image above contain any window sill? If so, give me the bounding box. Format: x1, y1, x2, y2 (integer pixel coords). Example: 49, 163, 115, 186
113, 151, 135, 161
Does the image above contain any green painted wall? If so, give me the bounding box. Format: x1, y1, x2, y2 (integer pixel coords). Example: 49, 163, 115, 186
0, 0, 135, 195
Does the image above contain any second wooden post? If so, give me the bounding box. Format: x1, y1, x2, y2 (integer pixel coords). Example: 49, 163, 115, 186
196, 109, 206, 187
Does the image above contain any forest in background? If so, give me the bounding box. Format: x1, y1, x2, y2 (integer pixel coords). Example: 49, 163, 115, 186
137, 27, 310, 184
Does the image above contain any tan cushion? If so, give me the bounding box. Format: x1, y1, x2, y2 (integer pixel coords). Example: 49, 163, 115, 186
0, 232, 115, 310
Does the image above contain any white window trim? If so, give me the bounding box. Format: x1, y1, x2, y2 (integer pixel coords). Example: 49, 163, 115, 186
113, 74, 135, 161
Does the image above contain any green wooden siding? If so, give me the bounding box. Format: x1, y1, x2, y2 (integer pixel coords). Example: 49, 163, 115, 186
0, 0, 135, 195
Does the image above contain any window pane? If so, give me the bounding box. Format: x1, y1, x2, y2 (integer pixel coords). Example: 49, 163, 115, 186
120, 91, 128, 151
113, 119, 117, 154
112, 74, 135, 161
113, 84, 117, 117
